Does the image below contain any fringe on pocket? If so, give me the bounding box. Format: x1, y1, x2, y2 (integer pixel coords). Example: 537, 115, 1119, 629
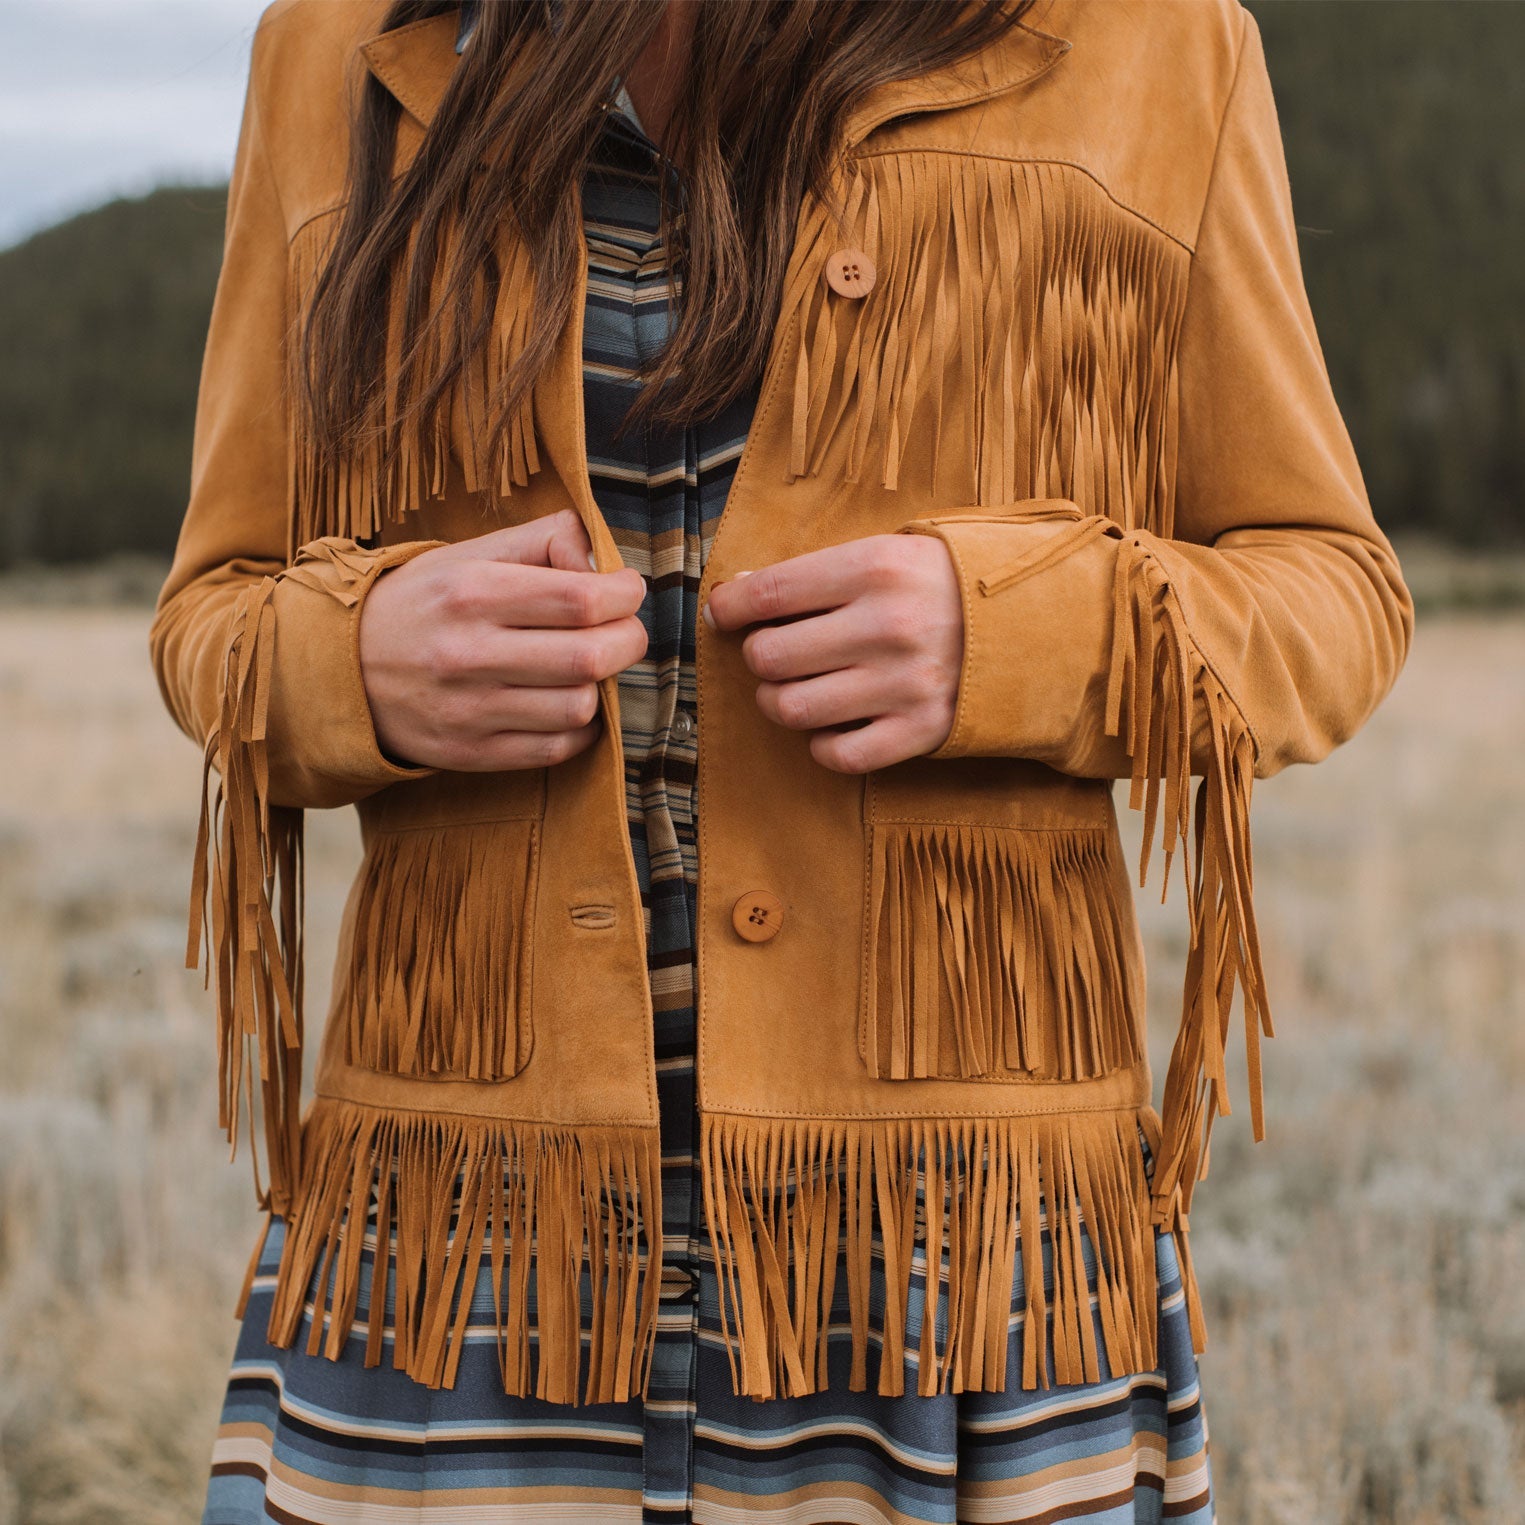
863, 821, 1142, 1082
338, 819, 539, 1081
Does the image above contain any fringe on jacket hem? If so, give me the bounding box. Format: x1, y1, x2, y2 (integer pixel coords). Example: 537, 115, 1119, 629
231, 1095, 1197, 1406
699, 1104, 1198, 1400
245, 1097, 664, 1407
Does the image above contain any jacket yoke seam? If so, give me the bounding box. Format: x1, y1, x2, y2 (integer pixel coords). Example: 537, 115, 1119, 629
852, 146, 1194, 255
288, 200, 349, 246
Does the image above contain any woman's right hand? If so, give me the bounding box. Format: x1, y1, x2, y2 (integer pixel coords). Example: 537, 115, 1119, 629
358, 507, 648, 771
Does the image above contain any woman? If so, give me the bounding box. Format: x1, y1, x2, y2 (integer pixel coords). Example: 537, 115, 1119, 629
151, 0, 1413, 1520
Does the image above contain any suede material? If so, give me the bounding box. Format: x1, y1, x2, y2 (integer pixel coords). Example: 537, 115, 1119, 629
150, 0, 1414, 1402
148, 0, 1409, 1146
905, 10, 1411, 774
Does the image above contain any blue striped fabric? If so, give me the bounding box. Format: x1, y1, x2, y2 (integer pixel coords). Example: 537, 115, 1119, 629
201, 86, 1216, 1525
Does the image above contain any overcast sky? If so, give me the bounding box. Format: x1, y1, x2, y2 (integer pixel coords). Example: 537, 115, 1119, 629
0, 0, 270, 248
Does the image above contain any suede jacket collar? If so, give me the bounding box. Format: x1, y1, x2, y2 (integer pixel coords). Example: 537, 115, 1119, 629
360, 2, 1073, 145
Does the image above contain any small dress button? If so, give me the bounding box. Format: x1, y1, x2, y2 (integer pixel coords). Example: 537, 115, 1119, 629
731, 889, 785, 942
672, 707, 694, 739
824, 246, 876, 298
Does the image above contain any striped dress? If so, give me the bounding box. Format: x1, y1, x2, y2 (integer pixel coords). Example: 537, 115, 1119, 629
203, 83, 1216, 1525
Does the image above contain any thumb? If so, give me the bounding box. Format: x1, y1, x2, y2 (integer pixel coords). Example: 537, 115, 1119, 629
446, 508, 594, 569
548, 519, 600, 574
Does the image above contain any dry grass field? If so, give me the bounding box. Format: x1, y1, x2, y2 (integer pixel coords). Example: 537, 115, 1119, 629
0, 578, 1521, 1523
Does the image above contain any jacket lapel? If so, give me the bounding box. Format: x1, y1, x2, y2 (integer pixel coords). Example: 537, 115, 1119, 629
357, 13, 461, 130
839, 13, 1071, 148
358, 4, 1071, 148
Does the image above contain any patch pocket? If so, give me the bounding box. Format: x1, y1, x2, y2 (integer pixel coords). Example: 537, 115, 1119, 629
860, 756, 1143, 1082
337, 770, 546, 1082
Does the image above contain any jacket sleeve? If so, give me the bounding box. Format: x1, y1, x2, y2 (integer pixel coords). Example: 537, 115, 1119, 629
895, 5, 1411, 784
146, 20, 443, 1215
892, 5, 1413, 1238
148, 19, 443, 815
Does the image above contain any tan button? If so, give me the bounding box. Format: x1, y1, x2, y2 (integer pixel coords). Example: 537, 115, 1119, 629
824, 246, 876, 299
732, 889, 785, 943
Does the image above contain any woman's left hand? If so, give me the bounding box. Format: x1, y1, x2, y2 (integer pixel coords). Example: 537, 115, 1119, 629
701, 534, 962, 773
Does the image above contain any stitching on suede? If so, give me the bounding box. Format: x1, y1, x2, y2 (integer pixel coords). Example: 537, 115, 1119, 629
852, 148, 1193, 253
857, 814, 876, 1068
868, 817, 1107, 832
314, 1088, 660, 1131
701, 1094, 1150, 1123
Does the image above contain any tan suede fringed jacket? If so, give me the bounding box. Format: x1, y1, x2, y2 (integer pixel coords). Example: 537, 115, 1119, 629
149, 0, 1414, 1408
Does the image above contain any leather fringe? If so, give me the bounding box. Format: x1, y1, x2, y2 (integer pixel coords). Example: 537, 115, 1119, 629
339, 819, 539, 1081
700, 1108, 1161, 1400
289, 152, 1187, 544
1102, 534, 1270, 1247
266, 1098, 663, 1406
186, 576, 305, 1217
784, 152, 1190, 534
286, 212, 542, 549
864, 822, 1141, 1081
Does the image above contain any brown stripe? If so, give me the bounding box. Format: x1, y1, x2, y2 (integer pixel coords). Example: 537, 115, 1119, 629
1164, 1486, 1214, 1518
209, 1461, 270, 1483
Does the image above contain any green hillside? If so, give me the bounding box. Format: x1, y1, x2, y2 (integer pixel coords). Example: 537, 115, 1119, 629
0, 1, 1519, 568
0, 184, 227, 566
1253, 0, 1523, 549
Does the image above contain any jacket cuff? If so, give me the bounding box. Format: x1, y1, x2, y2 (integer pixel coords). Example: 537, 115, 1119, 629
897, 507, 1131, 774
264, 535, 447, 806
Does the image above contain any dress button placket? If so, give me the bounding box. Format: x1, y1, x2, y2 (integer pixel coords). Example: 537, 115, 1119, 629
600, 106, 707, 1524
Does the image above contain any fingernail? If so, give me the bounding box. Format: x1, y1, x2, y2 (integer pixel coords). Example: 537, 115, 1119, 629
702, 601, 715, 631
735, 569, 754, 578
587, 551, 598, 570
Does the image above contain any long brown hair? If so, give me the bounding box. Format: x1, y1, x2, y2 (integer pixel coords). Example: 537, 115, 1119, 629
298, 0, 1039, 506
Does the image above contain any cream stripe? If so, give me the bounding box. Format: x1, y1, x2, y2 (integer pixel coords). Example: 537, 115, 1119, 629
693, 1499, 932, 1525
959, 1372, 1166, 1432
259, 1462, 642, 1523
1163, 1458, 1213, 1501
227, 1364, 638, 1446
693, 1417, 954, 1474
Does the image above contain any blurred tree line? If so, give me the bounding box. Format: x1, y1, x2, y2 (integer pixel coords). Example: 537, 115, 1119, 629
0, 0, 1518, 568
1255, 0, 1522, 550
0, 186, 228, 567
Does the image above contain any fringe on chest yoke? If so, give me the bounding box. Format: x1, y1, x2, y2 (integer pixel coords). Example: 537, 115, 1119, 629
779, 150, 1192, 537
285, 211, 544, 553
